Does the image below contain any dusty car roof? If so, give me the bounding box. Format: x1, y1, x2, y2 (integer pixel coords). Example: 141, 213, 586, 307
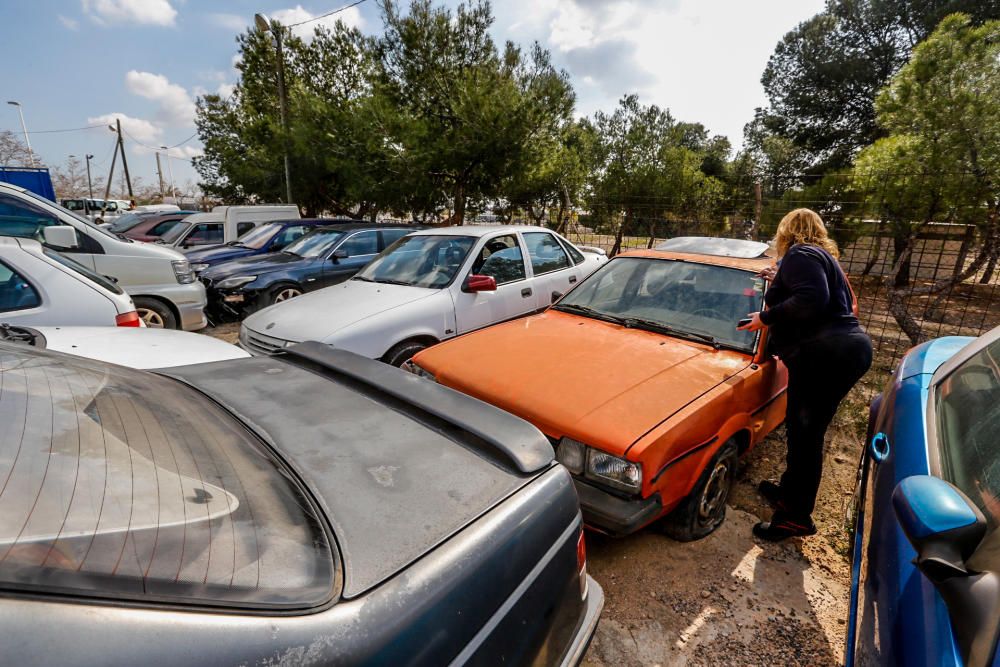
410, 224, 552, 238
620, 247, 775, 272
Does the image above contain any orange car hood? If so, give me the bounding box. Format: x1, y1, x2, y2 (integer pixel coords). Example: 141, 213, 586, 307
425, 311, 752, 457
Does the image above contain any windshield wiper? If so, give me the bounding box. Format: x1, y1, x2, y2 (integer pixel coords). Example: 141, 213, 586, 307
351, 275, 375, 282
552, 303, 627, 325
114, 232, 133, 242
371, 278, 412, 286
619, 317, 722, 349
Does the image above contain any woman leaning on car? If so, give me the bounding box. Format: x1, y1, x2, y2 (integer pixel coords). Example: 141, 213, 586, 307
738, 208, 872, 541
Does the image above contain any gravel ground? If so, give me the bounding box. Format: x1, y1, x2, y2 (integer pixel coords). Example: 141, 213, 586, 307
203, 322, 863, 666
583, 405, 867, 667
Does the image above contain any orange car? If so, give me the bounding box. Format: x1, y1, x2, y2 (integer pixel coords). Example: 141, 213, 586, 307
403, 237, 788, 539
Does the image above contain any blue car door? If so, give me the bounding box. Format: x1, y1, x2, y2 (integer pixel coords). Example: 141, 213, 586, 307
321, 230, 379, 287
851, 339, 972, 666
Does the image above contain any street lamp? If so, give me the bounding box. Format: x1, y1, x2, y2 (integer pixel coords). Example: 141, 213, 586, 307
160, 146, 176, 202
254, 12, 293, 205
6, 101, 37, 168
85, 154, 94, 199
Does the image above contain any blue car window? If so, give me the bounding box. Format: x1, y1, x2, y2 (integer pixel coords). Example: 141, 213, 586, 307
937, 337, 1000, 526
0, 260, 41, 312
341, 231, 378, 257
271, 225, 310, 251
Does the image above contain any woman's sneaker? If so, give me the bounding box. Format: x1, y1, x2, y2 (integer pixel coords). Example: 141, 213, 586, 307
753, 513, 817, 541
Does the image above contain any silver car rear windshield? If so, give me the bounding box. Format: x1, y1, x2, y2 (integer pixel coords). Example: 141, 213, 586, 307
0, 347, 336, 610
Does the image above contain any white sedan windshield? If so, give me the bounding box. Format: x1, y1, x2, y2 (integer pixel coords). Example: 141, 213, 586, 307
355, 235, 475, 288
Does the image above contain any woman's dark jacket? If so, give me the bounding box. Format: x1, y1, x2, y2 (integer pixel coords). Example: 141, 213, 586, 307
759, 244, 861, 360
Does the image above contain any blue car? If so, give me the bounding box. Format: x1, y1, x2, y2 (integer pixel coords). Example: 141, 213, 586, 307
201, 222, 417, 319
185, 218, 331, 274
847, 325, 1000, 667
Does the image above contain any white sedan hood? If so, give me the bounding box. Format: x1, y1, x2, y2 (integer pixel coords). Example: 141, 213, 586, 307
242, 279, 440, 342
36, 327, 249, 369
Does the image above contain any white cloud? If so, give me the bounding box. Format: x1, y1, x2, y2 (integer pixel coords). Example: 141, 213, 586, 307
208, 12, 246, 32
88, 112, 163, 145
487, 0, 826, 147
82, 0, 177, 26
271, 4, 365, 40
171, 145, 204, 159
58, 14, 80, 30
216, 83, 236, 99
125, 70, 196, 126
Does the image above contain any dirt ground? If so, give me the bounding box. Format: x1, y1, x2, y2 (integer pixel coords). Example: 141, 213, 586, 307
581, 413, 865, 667
204, 322, 867, 666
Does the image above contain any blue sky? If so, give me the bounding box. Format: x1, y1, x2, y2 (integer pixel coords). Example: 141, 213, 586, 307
3, 0, 824, 196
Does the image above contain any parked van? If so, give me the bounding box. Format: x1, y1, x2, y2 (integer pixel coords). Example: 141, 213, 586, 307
157, 205, 301, 250
0, 182, 207, 330
60, 198, 121, 224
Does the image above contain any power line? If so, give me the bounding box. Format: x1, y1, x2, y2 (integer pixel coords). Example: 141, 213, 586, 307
286, 0, 368, 27
19, 124, 106, 135
121, 129, 200, 155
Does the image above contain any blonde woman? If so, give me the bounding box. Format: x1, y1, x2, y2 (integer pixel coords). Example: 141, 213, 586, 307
738, 208, 872, 541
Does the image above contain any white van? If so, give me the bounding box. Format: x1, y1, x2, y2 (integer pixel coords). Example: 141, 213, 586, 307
158, 205, 300, 250
0, 182, 207, 330
60, 198, 121, 224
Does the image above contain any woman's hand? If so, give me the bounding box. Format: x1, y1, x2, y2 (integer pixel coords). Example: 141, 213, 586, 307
758, 265, 777, 282
738, 312, 766, 332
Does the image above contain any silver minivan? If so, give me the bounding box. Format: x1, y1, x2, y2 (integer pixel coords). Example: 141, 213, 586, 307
1, 182, 207, 330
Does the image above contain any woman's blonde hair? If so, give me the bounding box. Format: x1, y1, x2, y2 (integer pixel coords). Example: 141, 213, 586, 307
773, 208, 839, 259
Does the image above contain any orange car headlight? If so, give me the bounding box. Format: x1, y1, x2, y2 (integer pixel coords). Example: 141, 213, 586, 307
587, 450, 642, 493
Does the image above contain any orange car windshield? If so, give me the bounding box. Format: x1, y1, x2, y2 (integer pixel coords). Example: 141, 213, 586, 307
555, 257, 765, 352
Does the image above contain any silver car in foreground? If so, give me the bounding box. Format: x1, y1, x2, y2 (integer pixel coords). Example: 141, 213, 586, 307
0, 340, 602, 666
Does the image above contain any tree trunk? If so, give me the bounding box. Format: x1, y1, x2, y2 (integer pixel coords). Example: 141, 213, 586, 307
646, 219, 656, 249
889, 289, 925, 345
610, 208, 630, 257
892, 231, 911, 288
453, 183, 466, 226
861, 220, 885, 277
555, 185, 570, 234
954, 224, 976, 279
980, 254, 998, 285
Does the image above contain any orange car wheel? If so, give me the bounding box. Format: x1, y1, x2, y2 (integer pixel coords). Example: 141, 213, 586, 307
659, 439, 738, 542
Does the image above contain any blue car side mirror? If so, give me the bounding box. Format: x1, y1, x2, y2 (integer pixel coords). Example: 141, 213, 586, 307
893, 475, 986, 581
893, 476, 1000, 667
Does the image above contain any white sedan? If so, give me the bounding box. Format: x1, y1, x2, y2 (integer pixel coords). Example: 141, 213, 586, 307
240, 225, 607, 365
0, 236, 141, 327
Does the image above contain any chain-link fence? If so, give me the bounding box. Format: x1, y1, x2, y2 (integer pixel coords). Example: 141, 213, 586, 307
483, 178, 1000, 378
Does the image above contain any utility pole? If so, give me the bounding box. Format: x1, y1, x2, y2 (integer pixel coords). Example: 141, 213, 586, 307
255, 13, 293, 205
85, 154, 94, 198
6, 101, 36, 167
113, 119, 133, 200
101, 138, 120, 220
160, 146, 175, 202
155, 151, 166, 201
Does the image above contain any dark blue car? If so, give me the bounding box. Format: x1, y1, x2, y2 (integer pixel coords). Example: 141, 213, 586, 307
185, 218, 331, 275
201, 222, 417, 319
847, 325, 1000, 667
